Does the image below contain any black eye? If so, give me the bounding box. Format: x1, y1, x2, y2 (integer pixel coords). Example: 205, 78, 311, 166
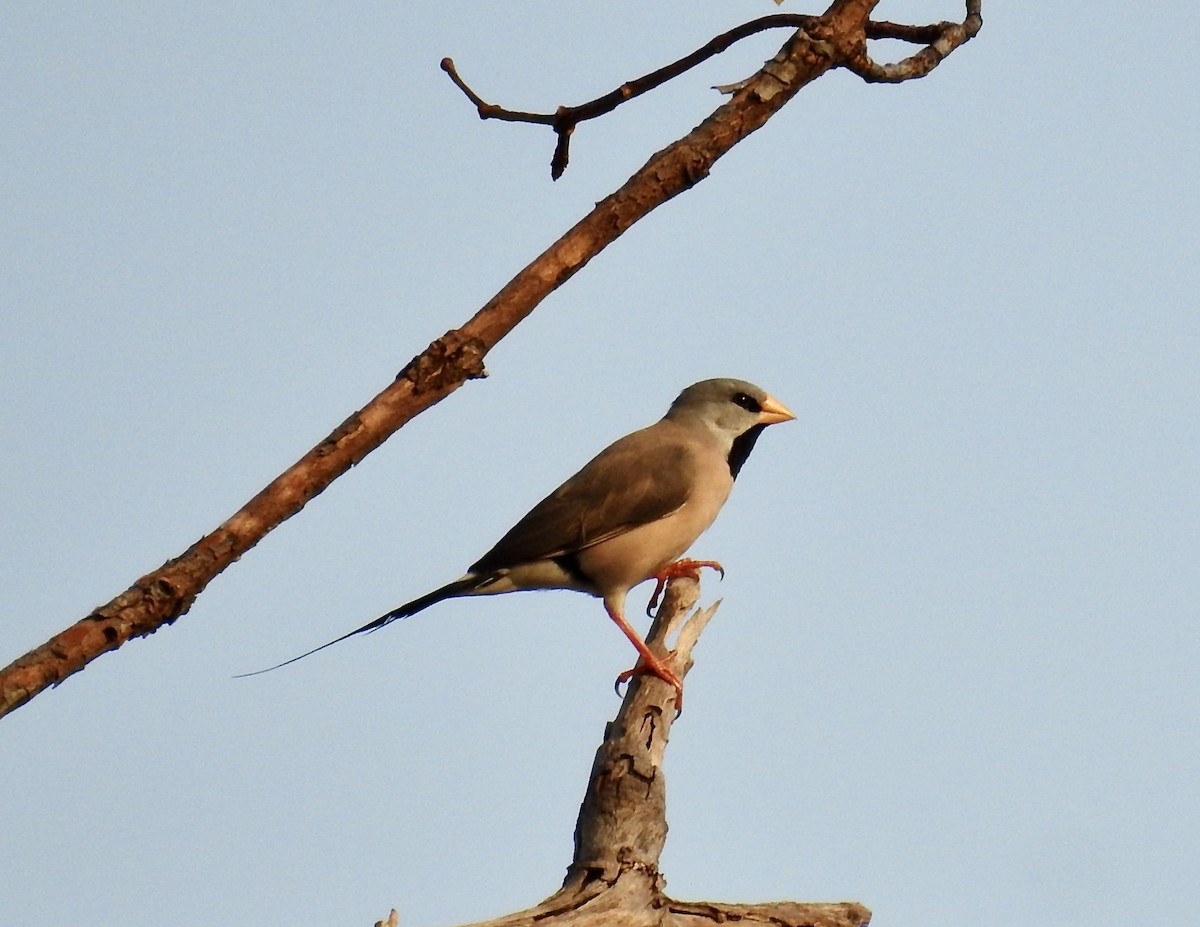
731, 391, 761, 413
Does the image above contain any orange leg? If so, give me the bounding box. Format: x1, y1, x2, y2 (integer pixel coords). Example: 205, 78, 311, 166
644, 558, 725, 616
604, 600, 683, 711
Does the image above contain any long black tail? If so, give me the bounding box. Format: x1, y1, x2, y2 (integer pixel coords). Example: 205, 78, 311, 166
235, 575, 486, 677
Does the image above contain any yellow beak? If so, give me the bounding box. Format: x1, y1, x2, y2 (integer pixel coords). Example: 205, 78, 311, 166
757, 393, 796, 425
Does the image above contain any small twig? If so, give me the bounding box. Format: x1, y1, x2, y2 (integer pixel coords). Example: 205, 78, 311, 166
846, 0, 983, 83
440, 57, 554, 126
443, 4, 983, 176
442, 13, 817, 178
866, 20, 948, 44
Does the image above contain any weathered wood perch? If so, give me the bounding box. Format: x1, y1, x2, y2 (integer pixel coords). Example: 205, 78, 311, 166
379, 576, 870, 927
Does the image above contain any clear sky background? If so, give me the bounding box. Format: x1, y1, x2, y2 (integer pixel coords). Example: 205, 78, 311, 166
2, 3, 1196, 926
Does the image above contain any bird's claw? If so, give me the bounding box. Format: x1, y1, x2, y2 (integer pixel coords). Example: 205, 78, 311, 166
644, 558, 726, 616
613, 660, 684, 716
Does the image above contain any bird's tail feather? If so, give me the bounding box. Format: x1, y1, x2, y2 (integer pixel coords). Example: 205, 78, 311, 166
234, 574, 487, 678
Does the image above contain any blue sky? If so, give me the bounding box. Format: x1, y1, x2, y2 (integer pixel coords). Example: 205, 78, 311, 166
2, 3, 1197, 926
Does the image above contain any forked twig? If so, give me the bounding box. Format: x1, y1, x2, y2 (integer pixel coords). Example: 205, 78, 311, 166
442, 3, 982, 177
442, 13, 818, 179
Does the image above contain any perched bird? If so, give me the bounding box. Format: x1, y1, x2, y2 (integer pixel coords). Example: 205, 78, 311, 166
242, 378, 794, 706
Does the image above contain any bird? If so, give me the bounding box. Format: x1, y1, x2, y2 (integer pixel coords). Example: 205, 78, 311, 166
240, 378, 795, 707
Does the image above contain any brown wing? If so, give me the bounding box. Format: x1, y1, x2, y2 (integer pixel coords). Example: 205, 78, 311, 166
470, 424, 695, 573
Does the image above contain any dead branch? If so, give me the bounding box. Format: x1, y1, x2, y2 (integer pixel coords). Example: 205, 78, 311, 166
443, 2, 981, 178
394, 576, 870, 927
1, 0, 982, 720
441, 13, 819, 179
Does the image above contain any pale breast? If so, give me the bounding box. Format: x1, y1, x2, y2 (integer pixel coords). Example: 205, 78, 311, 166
574, 445, 733, 596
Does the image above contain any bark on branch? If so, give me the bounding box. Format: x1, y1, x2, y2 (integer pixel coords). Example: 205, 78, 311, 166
849, 1, 982, 82
389, 577, 870, 927
1, 0, 982, 720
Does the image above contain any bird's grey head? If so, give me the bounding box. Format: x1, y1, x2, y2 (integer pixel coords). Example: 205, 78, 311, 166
665, 378, 796, 478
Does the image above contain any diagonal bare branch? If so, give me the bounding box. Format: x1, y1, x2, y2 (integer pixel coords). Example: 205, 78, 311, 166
1, 0, 982, 720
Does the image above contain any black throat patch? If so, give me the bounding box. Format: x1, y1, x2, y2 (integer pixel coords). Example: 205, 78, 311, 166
728, 424, 766, 479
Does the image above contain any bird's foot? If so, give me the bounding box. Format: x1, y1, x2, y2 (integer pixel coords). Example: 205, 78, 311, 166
645, 558, 725, 616
614, 656, 684, 714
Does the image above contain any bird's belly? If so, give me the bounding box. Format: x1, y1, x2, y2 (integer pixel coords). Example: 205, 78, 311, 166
577, 497, 725, 595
